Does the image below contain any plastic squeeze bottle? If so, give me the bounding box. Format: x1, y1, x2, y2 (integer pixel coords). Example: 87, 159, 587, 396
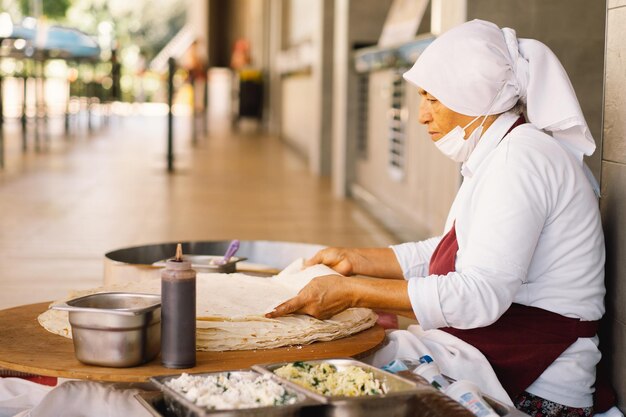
382, 355, 450, 389
161, 243, 196, 368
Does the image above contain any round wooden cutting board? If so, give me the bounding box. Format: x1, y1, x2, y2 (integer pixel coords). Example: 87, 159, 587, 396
0, 302, 386, 382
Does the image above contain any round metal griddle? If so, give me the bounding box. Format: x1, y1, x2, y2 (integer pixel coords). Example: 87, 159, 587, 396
103, 240, 327, 285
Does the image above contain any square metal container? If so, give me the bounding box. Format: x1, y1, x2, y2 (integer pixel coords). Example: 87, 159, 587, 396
51, 292, 161, 367
252, 358, 423, 417
135, 391, 169, 417
149, 370, 320, 417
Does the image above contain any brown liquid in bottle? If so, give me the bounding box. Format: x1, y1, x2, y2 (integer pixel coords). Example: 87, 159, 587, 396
161, 245, 196, 368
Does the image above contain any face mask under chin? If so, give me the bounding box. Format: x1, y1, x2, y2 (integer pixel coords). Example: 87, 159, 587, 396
434, 118, 484, 163
430, 84, 505, 163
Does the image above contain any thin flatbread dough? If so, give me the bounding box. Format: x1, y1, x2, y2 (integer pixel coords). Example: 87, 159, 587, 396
38, 260, 377, 351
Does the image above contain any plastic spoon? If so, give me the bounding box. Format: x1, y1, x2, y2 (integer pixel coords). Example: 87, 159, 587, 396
217, 240, 240, 265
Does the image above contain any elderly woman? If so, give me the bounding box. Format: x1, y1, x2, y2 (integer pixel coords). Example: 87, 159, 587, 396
267, 20, 615, 416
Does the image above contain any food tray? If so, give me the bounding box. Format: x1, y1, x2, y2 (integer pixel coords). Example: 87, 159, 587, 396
135, 391, 171, 417
136, 391, 330, 417
149, 370, 319, 417
253, 358, 424, 417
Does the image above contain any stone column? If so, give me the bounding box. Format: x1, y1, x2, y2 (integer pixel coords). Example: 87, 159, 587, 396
601, 0, 626, 411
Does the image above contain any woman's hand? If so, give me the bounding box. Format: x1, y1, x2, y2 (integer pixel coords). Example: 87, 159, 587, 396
304, 248, 359, 275
304, 247, 405, 279
265, 275, 416, 320
265, 274, 354, 320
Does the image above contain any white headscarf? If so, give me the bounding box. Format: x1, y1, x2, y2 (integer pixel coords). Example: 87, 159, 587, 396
403, 19, 596, 162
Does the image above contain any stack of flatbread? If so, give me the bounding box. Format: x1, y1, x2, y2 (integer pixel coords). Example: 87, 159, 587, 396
38, 260, 377, 351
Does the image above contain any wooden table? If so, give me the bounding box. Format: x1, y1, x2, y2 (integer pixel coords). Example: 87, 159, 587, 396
0, 302, 386, 382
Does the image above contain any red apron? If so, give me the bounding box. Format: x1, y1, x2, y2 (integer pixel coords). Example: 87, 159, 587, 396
428, 117, 614, 412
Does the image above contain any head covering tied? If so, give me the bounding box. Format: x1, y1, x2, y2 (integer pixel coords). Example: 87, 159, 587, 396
403, 19, 596, 161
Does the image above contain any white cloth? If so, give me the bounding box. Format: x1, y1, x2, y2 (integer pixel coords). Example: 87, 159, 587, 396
391, 113, 605, 407
402, 19, 595, 162
598, 408, 626, 417
0, 379, 51, 417
364, 329, 623, 416
364, 326, 512, 404
5, 380, 152, 417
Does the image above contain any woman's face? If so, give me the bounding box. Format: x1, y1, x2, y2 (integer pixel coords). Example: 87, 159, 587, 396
417, 89, 482, 142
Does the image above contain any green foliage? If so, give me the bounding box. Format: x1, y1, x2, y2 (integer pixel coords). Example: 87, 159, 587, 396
19, 0, 70, 19
66, 0, 186, 61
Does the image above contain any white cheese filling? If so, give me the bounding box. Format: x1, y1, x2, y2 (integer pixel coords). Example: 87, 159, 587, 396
165, 372, 299, 410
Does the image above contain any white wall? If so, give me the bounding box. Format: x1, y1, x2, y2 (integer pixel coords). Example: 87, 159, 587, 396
187, 0, 209, 46
278, 0, 328, 174
332, 0, 395, 197
353, 69, 459, 239
287, 0, 316, 45
281, 74, 316, 158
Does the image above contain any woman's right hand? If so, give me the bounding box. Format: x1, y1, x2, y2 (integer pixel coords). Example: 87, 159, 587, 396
303, 247, 405, 279
303, 248, 361, 276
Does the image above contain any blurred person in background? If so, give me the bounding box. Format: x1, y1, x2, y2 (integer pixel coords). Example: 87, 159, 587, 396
230, 38, 251, 72
181, 39, 208, 113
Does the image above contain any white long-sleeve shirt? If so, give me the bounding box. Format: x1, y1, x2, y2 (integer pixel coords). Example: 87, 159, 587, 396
391, 112, 605, 407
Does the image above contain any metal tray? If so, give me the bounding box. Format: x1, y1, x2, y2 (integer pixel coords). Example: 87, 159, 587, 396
253, 358, 424, 417
136, 391, 334, 417
153, 255, 247, 274
149, 370, 319, 417
135, 391, 171, 417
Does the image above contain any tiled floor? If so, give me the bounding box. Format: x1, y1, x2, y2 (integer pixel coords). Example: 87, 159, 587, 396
0, 101, 397, 309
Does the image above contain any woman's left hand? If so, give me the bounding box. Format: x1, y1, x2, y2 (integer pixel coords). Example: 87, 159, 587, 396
265, 274, 354, 320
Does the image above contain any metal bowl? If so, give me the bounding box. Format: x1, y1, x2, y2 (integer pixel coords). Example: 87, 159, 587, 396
51, 292, 161, 368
